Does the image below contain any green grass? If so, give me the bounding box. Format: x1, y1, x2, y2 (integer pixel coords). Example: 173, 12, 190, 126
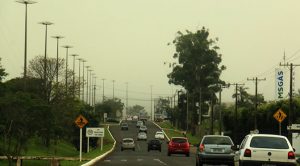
0, 126, 115, 166
157, 121, 200, 145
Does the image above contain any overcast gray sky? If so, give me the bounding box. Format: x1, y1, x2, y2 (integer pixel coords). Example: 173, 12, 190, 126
1, 0, 300, 113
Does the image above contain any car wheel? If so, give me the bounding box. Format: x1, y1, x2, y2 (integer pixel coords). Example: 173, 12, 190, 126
121, 147, 123, 151
167, 152, 171, 156
186, 153, 190, 157
159, 148, 161, 152
133, 148, 135, 151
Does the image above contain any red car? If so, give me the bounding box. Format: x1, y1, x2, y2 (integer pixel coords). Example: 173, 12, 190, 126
167, 137, 190, 157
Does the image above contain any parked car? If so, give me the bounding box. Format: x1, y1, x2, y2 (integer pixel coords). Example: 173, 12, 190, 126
236, 134, 297, 166
137, 132, 147, 141
136, 120, 143, 128
196, 135, 235, 166
120, 123, 129, 130
167, 137, 190, 157
121, 138, 135, 151
155, 131, 165, 140
139, 125, 147, 133
148, 139, 162, 152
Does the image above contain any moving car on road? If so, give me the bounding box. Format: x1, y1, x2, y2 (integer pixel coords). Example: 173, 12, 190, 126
148, 139, 162, 152
136, 120, 143, 128
121, 138, 135, 151
167, 137, 190, 157
137, 132, 147, 141
155, 131, 165, 140
196, 135, 235, 166
139, 125, 147, 133
120, 123, 129, 130
236, 134, 297, 166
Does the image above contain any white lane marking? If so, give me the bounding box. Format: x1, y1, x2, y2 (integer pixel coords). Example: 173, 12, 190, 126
153, 158, 168, 166
137, 158, 143, 162
121, 159, 127, 162
103, 160, 111, 162
137, 142, 141, 151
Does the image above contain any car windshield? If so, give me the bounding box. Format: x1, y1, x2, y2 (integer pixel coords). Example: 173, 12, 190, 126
122, 123, 128, 126
250, 136, 289, 149
156, 132, 163, 135
202, 136, 233, 145
172, 138, 187, 143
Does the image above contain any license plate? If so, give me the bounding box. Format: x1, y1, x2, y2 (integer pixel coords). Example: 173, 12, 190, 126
212, 149, 224, 153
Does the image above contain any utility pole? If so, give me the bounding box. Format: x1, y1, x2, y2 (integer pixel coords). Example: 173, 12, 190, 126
93, 76, 97, 112
280, 62, 300, 142
88, 70, 93, 105
247, 77, 266, 130
77, 58, 82, 99
126, 82, 128, 118
218, 84, 229, 135
52, 35, 64, 84
228, 83, 244, 144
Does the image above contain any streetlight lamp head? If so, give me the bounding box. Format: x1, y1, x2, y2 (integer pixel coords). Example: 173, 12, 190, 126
70, 54, 79, 57
52, 35, 64, 39
39, 21, 53, 25
62, 45, 73, 49
16, 0, 36, 4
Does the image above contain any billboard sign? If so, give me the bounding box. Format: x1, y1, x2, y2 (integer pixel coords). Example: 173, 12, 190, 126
86, 127, 104, 137
275, 68, 285, 100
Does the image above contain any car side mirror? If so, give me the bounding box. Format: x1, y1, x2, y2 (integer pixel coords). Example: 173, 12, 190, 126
293, 148, 296, 152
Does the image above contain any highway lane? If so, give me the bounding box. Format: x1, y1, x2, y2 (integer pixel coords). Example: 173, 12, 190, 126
93, 120, 195, 166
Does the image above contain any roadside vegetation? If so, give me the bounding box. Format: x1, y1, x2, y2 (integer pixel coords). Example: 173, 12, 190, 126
0, 58, 120, 166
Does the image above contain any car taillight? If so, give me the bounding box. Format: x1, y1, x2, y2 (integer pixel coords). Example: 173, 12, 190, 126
288, 151, 295, 159
244, 149, 251, 157
169, 142, 173, 147
199, 144, 205, 152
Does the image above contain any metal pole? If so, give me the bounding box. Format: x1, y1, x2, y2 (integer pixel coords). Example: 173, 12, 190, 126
71, 54, 78, 97
85, 66, 90, 103
102, 79, 105, 102
150, 85, 153, 121
16, 0, 36, 89
112, 80, 115, 99
77, 58, 82, 99
52, 36, 64, 83
82, 60, 86, 101
62, 45, 72, 95
89, 70, 93, 105
80, 128, 82, 162
186, 91, 189, 132
219, 89, 222, 135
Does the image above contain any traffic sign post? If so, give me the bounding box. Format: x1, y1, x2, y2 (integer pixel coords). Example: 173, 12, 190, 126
74, 115, 88, 162
273, 108, 287, 135
86, 127, 105, 151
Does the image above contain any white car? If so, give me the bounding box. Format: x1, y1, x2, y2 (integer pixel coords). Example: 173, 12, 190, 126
155, 131, 165, 140
236, 134, 297, 166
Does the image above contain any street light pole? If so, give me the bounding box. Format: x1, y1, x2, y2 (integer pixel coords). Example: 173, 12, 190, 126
102, 79, 105, 102
16, 0, 36, 89
81, 60, 86, 101
52, 35, 64, 83
88, 70, 93, 105
39, 21, 53, 100
112, 80, 115, 99
62, 45, 73, 95
71, 54, 78, 97
77, 58, 82, 99
150, 85, 153, 121
85, 66, 90, 103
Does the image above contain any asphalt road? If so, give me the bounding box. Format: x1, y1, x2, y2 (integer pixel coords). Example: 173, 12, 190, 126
93, 120, 196, 166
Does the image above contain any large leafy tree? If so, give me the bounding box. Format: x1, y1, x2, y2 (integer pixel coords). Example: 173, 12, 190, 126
127, 105, 147, 116
0, 58, 8, 82
168, 27, 226, 101
95, 98, 124, 120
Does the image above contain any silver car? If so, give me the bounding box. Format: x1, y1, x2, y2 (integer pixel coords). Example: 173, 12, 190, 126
121, 138, 135, 151
196, 135, 235, 166
137, 132, 147, 141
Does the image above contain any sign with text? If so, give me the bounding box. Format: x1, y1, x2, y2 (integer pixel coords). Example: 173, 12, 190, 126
275, 68, 286, 100
273, 108, 287, 123
86, 127, 104, 137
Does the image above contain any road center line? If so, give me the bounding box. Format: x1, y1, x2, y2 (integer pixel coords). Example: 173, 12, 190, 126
153, 158, 168, 166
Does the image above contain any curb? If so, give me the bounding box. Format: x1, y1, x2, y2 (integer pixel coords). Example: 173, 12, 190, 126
152, 121, 170, 141
81, 125, 116, 166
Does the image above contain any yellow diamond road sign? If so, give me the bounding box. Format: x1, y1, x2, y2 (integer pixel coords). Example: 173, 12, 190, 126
273, 109, 287, 123
75, 114, 88, 128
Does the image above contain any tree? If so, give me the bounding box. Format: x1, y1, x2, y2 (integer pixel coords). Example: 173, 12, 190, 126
0, 58, 8, 82
127, 105, 147, 116
155, 98, 170, 115
168, 27, 226, 100
95, 98, 124, 120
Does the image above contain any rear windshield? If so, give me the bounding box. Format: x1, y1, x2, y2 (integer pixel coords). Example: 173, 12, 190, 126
122, 123, 128, 126
202, 136, 233, 145
172, 138, 187, 143
156, 132, 163, 134
150, 140, 160, 144
250, 136, 289, 149
123, 139, 133, 143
